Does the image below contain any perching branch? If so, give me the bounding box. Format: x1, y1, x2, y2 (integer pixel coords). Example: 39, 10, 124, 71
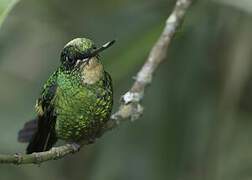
0, 0, 194, 165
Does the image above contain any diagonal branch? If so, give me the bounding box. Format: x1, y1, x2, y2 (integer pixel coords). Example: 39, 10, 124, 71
0, 0, 194, 165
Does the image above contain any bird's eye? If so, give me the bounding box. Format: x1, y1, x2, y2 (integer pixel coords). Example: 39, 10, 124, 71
67, 56, 75, 64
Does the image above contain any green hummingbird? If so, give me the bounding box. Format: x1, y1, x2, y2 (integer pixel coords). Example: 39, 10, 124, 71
18, 38, 115, 154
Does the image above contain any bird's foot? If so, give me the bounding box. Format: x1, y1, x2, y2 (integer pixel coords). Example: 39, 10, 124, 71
70, 143, 80, 153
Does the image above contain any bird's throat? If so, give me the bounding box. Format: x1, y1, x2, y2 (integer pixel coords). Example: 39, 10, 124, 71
80, 57, 104, 84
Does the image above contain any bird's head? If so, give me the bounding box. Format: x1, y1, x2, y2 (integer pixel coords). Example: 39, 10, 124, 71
60, 38, 115, 84
60, 38, 115, 71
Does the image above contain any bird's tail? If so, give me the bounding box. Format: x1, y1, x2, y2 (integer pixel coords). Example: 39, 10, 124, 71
18, 117, 38, 143
18, 116, 57, 154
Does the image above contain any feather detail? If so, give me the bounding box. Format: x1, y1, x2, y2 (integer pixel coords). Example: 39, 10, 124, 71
18, 117, 38, 143
26, 115, 57, 154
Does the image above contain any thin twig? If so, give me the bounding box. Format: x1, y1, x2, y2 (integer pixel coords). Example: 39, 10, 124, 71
0, 0, 20, 30
0, 0, 194, 165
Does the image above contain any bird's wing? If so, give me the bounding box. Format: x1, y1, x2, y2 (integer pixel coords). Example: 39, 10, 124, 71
18, 71, 59, 154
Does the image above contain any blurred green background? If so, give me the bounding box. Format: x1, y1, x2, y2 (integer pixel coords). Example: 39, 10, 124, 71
0, 0, 252, 179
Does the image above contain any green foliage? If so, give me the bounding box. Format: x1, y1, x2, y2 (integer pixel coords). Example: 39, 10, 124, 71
0, 0, 17, 25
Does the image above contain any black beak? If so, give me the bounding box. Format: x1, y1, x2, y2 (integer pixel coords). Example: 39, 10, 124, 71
80, 40, 116, 60
92, 40, 115, 56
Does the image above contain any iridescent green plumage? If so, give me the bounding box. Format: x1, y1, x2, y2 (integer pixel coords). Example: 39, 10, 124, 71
54, 67, 113, 141
18, 38, 114, 154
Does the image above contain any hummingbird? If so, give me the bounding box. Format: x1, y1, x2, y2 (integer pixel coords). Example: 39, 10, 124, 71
18, 38, 115, 154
